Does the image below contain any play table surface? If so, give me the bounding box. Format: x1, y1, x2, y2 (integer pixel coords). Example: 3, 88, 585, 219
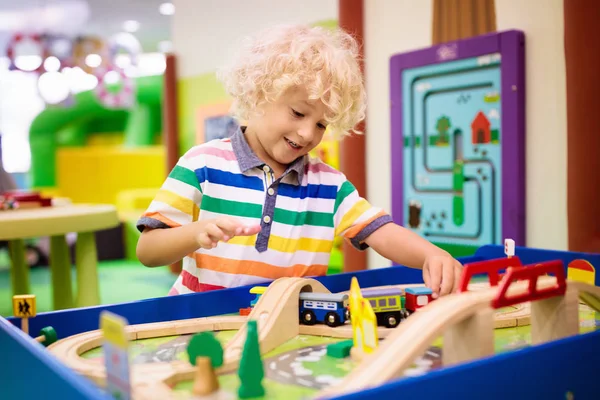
0, 203, 120, 310
1, 245, 599, 400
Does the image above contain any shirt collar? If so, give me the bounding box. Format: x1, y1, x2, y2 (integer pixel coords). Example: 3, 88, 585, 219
231, 126, 305, 185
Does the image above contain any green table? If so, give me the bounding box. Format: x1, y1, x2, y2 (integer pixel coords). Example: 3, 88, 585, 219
0, 203, 120, 310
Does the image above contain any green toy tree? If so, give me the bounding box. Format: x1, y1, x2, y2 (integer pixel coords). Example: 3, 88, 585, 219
186, 332, 223, 368
436, 116, 451, 143
238, 320, 265, 398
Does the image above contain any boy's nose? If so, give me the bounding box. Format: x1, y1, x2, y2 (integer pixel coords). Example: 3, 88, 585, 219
297, 126, 316, 144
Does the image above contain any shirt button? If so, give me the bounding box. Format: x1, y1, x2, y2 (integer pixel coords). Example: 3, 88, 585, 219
263, 215, 271, 223
268, 188, 275, 196
263, 165, 270, 172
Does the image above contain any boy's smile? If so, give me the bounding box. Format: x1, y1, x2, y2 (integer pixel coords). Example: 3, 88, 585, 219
244, 86, 328, 177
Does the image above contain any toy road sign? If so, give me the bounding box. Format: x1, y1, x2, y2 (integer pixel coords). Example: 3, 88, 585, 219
13, 295, 36, 318
504, 239, 515, 257
100, 311, 131, 400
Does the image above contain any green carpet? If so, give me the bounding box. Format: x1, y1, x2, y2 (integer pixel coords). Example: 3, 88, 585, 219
0, 259, 176, 317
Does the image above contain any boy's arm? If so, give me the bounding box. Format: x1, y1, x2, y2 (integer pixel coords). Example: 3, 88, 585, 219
363, 223, 448, 269
137, 219, 262, 267
332, 172, 461, 296
136, 147, 207, 268
137, 224, 206, 268
364, 223, 463, 296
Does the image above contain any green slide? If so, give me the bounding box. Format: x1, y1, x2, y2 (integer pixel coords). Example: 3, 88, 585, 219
28, 75, 163, 188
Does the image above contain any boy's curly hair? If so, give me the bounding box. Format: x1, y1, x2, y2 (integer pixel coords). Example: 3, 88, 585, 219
217, 24, 366, 138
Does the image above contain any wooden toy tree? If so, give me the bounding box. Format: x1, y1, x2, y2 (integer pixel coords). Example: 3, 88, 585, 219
238, 320, 265, 398
186, 332, 223, 367
186, 332, 223, 395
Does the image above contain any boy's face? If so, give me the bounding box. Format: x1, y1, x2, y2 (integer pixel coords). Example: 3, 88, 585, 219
246, 86, 328, 172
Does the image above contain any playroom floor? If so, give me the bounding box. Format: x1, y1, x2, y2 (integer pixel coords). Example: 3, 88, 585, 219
0, 258, 175, 317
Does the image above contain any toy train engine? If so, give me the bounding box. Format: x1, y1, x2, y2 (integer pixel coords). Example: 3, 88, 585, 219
362, 288, 409, 328
299, 292, 349, 327
404, 286, 434, 314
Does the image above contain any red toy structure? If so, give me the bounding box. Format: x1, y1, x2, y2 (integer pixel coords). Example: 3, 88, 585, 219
458, 256, 524, 292
0, 191, 52, 210
492, 260, 567, 309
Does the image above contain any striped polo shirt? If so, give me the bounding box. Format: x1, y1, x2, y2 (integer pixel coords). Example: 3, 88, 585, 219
137, 127, 392, 294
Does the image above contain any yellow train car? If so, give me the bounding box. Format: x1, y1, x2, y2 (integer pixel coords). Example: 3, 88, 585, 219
362, 288, 408, 328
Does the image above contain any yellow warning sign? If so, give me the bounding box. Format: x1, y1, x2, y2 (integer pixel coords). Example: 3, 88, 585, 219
12, 295, 36, 318
100, 311, 129, 349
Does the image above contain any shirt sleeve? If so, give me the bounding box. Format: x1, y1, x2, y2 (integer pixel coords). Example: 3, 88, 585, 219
333, 176, 393, 250
136, 150, 204, 232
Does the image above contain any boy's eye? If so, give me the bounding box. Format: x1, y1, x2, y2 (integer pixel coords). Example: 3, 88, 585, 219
317, 123, 326, 130
291, 109, 304, 118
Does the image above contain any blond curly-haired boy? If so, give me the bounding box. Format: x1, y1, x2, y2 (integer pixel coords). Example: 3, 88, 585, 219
137, 25, 462, 296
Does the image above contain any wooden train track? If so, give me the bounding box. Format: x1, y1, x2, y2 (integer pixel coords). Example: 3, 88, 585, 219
48, 277, 332, 398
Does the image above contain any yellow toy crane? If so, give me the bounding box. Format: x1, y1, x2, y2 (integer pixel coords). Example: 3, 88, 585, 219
349, 277, 379, 354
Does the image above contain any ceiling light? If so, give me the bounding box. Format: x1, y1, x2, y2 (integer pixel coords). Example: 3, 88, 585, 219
43, 56, 61, 72
14, 55, 42, 72
38, 71, 70, 104
159, 3, 175, 16
103, 70, 121, 85
85, 54, 102, 68
62, 67, 98, 93
115, 54, 132, 69
123, 20, 140, 32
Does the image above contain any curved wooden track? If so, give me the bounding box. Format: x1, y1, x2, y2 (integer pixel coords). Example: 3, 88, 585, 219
48, 277, 332, 398
316, 279, 600, 399
221, 277, 330, 370
47, 315, 248, 386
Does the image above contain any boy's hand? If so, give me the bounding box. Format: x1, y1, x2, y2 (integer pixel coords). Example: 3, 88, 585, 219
422, 254, 464, 298
195, 217, 262, 249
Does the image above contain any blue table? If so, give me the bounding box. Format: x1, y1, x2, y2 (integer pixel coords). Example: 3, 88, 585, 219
1, 244, 599, 399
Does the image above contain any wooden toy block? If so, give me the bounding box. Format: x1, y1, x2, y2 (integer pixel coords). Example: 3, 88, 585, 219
239, 307, 252, 316
567, 259, 596, 286
326, 339, 354, 358
442, 307, 494, 366
530, 285, 579, 345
